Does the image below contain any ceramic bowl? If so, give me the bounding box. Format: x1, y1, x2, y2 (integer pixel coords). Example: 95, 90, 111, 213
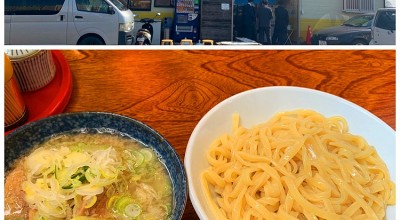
185, 86, 395, 220
5, 112, 187, 220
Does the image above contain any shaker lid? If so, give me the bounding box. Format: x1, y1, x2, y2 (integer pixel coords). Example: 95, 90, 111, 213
5, 49, 41, 61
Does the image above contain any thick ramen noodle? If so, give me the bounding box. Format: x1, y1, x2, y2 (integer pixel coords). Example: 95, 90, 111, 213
201, 110, 395, 220
5, 133, 173, 220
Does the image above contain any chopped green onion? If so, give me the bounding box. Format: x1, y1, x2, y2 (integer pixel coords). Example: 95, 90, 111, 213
140, 148, 153, 162
62, 184, 73, 189
132, 151, 144, 167
83, 195, 97, 208
112, 195, 133, 212
107, 195, 119, 209
125, 203, 141, 218
109, 195, 142, 218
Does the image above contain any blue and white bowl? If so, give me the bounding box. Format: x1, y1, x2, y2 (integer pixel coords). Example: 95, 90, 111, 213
5, 111, 187, 220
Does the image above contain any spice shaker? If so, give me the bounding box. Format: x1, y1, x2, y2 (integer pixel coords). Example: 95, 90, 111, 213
6, 50, 56, 92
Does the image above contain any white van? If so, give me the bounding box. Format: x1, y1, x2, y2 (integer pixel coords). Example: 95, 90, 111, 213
5, 0, 135, 45
370, 8, 396, 45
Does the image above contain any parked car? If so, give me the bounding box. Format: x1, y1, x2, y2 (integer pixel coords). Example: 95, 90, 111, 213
311, 13, 374, 45
5, 0, 135, 45
370, 8, 396, 45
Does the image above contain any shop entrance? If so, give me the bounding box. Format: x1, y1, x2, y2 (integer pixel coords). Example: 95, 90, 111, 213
233, 0, 299, 44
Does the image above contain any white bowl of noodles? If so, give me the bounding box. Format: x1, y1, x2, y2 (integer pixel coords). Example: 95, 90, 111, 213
185, 86, 395, 220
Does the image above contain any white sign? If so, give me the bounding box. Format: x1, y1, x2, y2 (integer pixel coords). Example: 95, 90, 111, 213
221, 3, 230, 10
188, 13, 198, 21
385, 0, 395, 7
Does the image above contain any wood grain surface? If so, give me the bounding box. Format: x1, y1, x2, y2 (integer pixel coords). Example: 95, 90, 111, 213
61, 49, 395, 219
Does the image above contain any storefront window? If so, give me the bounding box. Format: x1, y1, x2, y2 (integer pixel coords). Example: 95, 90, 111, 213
154, 0, 173, 7
132, 0, 151, 10
343, 0, 374, 13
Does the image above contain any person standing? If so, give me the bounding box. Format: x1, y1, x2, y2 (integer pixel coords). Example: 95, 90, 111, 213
242, 0, 256, 41
256, 0, 273, 44
272, 0, 289, 45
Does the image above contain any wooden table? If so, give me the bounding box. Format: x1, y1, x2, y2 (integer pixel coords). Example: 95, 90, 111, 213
61, 50, 395, 219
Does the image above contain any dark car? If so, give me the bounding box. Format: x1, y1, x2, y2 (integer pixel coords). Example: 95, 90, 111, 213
311, 13, 374, 45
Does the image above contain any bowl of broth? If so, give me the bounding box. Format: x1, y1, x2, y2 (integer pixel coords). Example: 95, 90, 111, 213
5, 112, 187, 220
185, 86, 395, 220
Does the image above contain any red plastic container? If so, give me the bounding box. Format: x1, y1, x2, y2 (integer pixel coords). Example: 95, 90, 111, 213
5, 51, 73, 135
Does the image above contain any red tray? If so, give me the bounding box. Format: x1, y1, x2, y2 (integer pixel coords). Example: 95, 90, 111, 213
5, 51, 73, 135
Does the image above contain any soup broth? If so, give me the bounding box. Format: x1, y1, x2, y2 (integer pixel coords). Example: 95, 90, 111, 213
5, 133, 173, 220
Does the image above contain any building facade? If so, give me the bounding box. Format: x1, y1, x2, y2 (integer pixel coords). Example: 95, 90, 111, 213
287, 0, 386, 43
